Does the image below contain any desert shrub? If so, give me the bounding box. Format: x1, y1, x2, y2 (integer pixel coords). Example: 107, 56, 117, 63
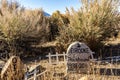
57, 0, 120, 52
0, 0, 50, 58
49, 10, 69, 40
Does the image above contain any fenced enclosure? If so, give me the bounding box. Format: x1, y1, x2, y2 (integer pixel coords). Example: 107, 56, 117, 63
24, 50, 120, 80
0, 48, 120, 80
25, 52, 68, 80
0, 0, 120, 79
98, 46, 120, 58
46, 52, 67, 64
46, 52, 68, 78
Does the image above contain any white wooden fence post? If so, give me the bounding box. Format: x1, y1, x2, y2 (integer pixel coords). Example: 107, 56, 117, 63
56, 52, 59, 63
48, 53, 51, 64
63, 52, 66, 62
34, 60, 37, 80
33, 68, 37, 80
24, 73, 28, 80
24, 64, 28, 80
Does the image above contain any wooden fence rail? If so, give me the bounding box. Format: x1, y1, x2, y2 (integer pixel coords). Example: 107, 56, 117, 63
24, 52, 68, 80
25, 70, 48, 80
46, 52, 67, 64
25, 67, 48, 80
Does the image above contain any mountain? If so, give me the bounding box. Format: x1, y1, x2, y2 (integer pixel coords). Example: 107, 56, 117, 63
44, 12, 50, 16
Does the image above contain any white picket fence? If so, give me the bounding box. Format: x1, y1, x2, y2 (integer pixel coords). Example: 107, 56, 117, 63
46, 52, 67, 64
46, 52, 68, 78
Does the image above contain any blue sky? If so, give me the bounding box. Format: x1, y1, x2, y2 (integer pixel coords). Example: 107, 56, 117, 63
18, 0, 81, 14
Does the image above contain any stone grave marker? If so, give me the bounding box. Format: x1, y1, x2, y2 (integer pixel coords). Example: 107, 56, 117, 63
67, 41, 94, 73
1, 56, 25, 80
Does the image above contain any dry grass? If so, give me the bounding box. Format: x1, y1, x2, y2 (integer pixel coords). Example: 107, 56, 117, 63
105, 36, 120, 45
0, 57, 120, 80
37, 59, 120, 80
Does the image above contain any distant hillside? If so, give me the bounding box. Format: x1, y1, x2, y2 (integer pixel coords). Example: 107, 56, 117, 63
44, 12, 50, 16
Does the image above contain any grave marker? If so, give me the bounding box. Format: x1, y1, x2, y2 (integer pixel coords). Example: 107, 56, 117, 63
67, 41, 94, 73
1, 56, 25, 80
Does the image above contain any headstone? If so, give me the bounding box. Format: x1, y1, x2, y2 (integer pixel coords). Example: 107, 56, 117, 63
67, 41, 94, 73
1, 56, 25, 80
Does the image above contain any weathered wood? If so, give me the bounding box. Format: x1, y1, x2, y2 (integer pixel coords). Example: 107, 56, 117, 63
63, 52, 66, 62
33, 68, 37, 80
46, 52, 67, 78
27, 70, 48, 80
46, 52, 67, 65
48, 53, 51, 64
1, 56, 25, 80
56, 52, 59, 63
